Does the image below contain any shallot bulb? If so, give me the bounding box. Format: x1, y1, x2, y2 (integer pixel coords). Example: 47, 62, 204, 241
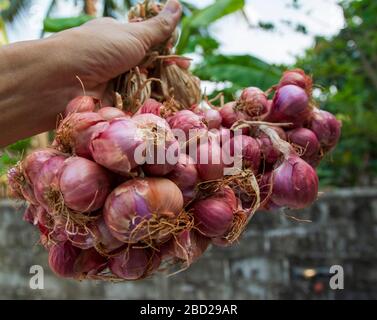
287, 128, 320, 165
109, 247, 161, 280
90, 118, 144, 175
161, 229, 210, 266
22, 148, 62, 185
140, 99, 165, 117
7, 149, 60, 203
7, 166, 37, 204
48, 241, 81, 278
194, 136, 225, 181
257, 172, 281, 211
64, 96, 97, 116
55, 112, 108, 159
73, 248, 108, 278
35, 156, 111, 213
192, 187, 237, 238
23, 204, 51, 228
34, 156, 67, 211
97, 107, 128, 120
271, 155, 319, 209
167, 110, 207, 141
133, 114, 180, 176
104, 178, 184, 243
220, 102, 249, 130
224, 135, 261, 173
49, 242, 107, 278
278, 69, 313, 95
167, 154, 199, 203
309, 109, 342, 153
203, 109, 222, 129
90, 217, 124, 254
238, 87, 268, 118
257, 137, 280, 165
268, 85, 311, 127
58, 157, 112, 213
212, 127, 233, 147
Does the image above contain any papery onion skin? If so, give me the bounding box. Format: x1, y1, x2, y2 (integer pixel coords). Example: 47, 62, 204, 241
268, 85, 310, 127
34, 156, 67, 211
271, 155, 319, 209
7, 167, 24, 199
256, 127, 287, 165
192, 187, 237, 238
97, 107, 128, 120
55, 112, 108, 159
287, 128, 320, 163
239, 87, 268, 118
65, 96, 96, 116
109, 247, 160, 280
309, 109, 342, 153
7, 167, 37, 204
90, 118, 144, 175
104, 178, 184, 243
59, 157, 112, 213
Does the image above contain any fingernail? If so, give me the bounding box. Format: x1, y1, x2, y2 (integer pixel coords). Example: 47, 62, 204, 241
163, 0, 181, 15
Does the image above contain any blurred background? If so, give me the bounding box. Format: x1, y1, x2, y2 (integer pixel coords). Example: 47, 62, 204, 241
0, 0, 376, 300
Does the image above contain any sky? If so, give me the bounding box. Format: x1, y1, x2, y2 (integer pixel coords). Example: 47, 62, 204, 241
5, 0, 345, 65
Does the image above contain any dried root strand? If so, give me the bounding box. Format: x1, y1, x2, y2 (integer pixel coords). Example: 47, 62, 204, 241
46, 189, 99, 235
127, 210, 194, 248
159, 63, 202, 110
117, 68, 165, 114
194, 170, 261, 244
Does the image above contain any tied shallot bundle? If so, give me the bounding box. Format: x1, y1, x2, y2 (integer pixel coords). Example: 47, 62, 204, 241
7, 0, 341, 282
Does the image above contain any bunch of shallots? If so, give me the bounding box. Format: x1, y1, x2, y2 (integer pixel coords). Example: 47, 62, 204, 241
7, 1, 341, 282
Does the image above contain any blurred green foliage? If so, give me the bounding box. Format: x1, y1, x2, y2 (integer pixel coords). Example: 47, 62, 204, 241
177, 0, 281, 100
296, 0, 377, 186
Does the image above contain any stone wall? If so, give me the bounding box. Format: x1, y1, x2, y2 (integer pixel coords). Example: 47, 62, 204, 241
0, 188, 376, 300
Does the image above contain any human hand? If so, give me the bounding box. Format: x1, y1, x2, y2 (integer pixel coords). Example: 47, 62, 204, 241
53, 0, 182, 102
0, 0, 181, 147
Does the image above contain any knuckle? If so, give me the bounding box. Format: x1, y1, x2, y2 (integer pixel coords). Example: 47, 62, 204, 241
155, 16, 172, 35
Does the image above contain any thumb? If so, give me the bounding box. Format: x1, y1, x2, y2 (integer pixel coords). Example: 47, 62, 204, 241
133, 0, 182, 49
